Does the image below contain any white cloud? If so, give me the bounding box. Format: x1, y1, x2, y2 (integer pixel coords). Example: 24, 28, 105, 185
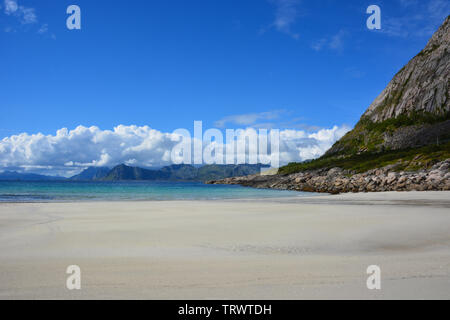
37, 23, 48, 34
266, 0, 301, 39
20, 6, 36, 24
382, 0, 449, 38
4, 0, 17, 14
214, 111, 326, 131
312, 29, 347, 52
279, 125, 350, 162
3, 0, 37, 25
0, 126, 181, 176
0, 124, 350, 176
329, 30, 347, 51
214, 110, 284, 128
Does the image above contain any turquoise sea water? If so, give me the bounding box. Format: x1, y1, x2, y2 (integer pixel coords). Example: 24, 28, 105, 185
0, 181, 307, 202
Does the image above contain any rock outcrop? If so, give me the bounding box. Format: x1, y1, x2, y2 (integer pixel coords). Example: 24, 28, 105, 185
207, 160, 450, 194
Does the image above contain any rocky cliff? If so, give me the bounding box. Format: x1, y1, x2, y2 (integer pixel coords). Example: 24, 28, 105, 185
365, 17, 449, 122
327, 15, 450, 156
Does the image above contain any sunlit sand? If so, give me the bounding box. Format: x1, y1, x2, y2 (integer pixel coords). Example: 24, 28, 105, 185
0, 191, 449, 300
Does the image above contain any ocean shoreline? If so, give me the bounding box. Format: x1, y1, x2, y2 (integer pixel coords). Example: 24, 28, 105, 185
0, 180, 302, 203
1, 190, 449, 205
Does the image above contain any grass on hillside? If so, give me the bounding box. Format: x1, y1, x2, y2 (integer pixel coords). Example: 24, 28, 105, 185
327, 111, 450, 156
358, 111, 450, 134
278, 141, 450, 175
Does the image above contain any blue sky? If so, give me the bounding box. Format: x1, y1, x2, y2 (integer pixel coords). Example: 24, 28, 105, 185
0, 0, 449, 175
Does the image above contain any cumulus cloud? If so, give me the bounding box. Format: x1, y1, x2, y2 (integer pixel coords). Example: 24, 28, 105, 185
278, 125, 350, 162
0, 124, 350, 176
0, 125, 181, 176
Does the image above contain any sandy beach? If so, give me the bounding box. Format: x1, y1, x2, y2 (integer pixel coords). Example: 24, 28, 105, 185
0, 191, 449, 300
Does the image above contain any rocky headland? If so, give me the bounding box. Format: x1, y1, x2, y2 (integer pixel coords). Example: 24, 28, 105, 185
207, 159, 450, 194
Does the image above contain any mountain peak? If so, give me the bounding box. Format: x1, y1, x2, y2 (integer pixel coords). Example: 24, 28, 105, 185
70, 166, 111, 181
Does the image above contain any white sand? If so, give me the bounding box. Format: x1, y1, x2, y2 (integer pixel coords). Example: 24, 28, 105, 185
0, 191, 449, 300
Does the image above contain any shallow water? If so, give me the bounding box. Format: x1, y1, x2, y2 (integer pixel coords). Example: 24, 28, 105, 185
0, 180, 308, 202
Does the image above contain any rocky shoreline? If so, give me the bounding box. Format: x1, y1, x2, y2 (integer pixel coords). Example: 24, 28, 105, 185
207, 159, 450, 194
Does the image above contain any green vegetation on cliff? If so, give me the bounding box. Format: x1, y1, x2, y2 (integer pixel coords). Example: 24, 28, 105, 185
279, 141, 450, 175
360, 111, 450, 134
327, 111, 450, 156
278, 110, 450, 176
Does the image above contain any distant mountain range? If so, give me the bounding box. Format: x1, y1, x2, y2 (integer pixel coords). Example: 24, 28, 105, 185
0, 164, 269, 182
98, 163, 269, 181
0, 171, 66, 181
70, 167, 111, 181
